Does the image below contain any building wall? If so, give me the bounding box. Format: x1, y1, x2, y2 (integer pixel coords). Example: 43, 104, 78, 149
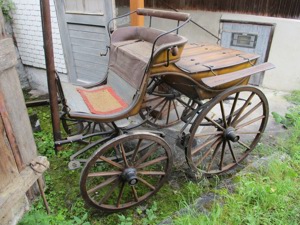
10, 2, 300, 92
12, 0, 67, 74
220, 13, 300, 91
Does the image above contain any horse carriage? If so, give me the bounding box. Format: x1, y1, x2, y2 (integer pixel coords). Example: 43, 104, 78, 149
54, 8, 274, 212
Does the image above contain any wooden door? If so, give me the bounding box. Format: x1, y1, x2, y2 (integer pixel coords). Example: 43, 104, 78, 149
55, 0, 114, 84
220, 21, 274, 86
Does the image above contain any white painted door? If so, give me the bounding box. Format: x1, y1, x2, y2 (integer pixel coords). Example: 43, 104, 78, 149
220, 22, 274, 86
55, 0, 114, 84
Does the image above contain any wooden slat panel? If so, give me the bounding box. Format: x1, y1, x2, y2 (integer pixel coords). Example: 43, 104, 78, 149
72, 45, 103, 56
73, 52, 106, 64
0, 156, 49, 219
65, 0, 104, 14
0, 39, 17, 73
201, 62, 275, 87
70, 37, 106, 48
75, 59, 106, 69
68, 24, 106, 34
176, 43, 260, 73
75, 66, 107, 77
69, 30, 105, 41
65, 14, 105, 26
0, 117, 19, 191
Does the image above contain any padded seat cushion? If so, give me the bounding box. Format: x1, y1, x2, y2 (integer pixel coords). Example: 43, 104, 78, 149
109, 27, 186, 89
109, 39, 154, 89
77, 85, 128, 115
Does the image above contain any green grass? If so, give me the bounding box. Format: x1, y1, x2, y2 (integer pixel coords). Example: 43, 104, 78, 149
19, 104, 207, 225
19, 90, 300, 224
172, 90, 300, 225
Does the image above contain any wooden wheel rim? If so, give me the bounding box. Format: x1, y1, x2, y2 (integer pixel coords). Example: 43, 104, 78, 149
80, 132, 173, 211
186, 86, 269, 175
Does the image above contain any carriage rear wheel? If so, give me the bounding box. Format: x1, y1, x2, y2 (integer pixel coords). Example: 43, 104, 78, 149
80, 132, 173, 211
186, 86, 269, 175
139, 83, 189, 128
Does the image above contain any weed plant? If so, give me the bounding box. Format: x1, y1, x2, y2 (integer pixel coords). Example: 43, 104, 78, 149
19, 104, 205, 224
19, 90, 300, 224
173, 90, 300, 224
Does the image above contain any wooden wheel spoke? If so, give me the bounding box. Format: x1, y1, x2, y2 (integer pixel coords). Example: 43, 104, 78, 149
131, 186, 139, 202
131, 139, 143, 164
136, 156, 168, 169
81, 133, 172, 210
205, 116, 225, 130
153, 100, 168, 124
172, 100, 180, 120
119, 143, 129, 167
220, 100, 228, 128
116, 182, 125, 208
219, 140, 226, 171
192, 136, 219, 156
166, 100, 172, 125
99, 156, 124, 169
195, 137, 222, 166
194, 131, 223, 138
238, 140, 251, 150
206, 140, 223, 172
233, 101, 263, 126
236, 131, 261, 135
88, 171, 122, 177
144, 96, 162, 104
87, 176, 119, 194
137, 177, 156, 191
227, 92, 240, 125
137, 171, 166, 176
231, 92, 255, 125
99, 179, 120, 205
147, 98, 166, 117
227, 140, 237, 163
134, 143, 159, 166
235, 115, 265, 130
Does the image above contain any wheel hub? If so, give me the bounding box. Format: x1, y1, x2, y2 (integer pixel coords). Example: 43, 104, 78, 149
122, 168, 138, 186
224, 127, 239, 142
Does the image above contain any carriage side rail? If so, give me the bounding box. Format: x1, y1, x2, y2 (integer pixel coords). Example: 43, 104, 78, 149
201, 62, 275, 88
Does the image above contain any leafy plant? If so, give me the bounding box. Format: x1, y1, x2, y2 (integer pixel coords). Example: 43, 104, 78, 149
0, 0, 15, 21
117, 214, 133, 225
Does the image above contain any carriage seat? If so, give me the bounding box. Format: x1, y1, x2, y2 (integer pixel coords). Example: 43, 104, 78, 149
60, 26, 187, 121
109, 26, 188, 90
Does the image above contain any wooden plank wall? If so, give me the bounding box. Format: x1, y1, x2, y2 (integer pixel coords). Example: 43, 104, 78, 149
116, 0, 300, 19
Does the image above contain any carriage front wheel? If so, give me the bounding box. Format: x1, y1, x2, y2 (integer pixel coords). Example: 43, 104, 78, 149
186, 86, 269, 175
80, 132, 173, 211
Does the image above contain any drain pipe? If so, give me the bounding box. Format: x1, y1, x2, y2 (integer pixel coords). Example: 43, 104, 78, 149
40, 0, 61, 150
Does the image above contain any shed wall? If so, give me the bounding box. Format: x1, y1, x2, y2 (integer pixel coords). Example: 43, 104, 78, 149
12, 0, 67, 73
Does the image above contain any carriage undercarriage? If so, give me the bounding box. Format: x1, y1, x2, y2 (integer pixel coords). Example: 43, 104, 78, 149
53, 8, 274, 212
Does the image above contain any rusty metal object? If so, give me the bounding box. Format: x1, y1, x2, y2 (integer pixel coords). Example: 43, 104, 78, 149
0, 91, 25, 172
37, 177, 51, 214
40, 0, 61, 147
186, 86, 269, 174
80, 132, 172, 211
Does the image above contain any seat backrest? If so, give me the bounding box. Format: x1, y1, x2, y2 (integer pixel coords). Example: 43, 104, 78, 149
109, 26, 187, 91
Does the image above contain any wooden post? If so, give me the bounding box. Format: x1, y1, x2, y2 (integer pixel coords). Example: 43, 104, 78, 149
130, 0, 144, 26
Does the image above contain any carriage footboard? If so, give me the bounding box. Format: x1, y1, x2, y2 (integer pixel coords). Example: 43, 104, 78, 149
201, 62, 275, 88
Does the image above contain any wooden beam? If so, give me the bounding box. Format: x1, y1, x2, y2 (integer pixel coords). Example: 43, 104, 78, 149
0, 156, 49, 220
130, 0, 144, 26
0, 91, 25, 172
